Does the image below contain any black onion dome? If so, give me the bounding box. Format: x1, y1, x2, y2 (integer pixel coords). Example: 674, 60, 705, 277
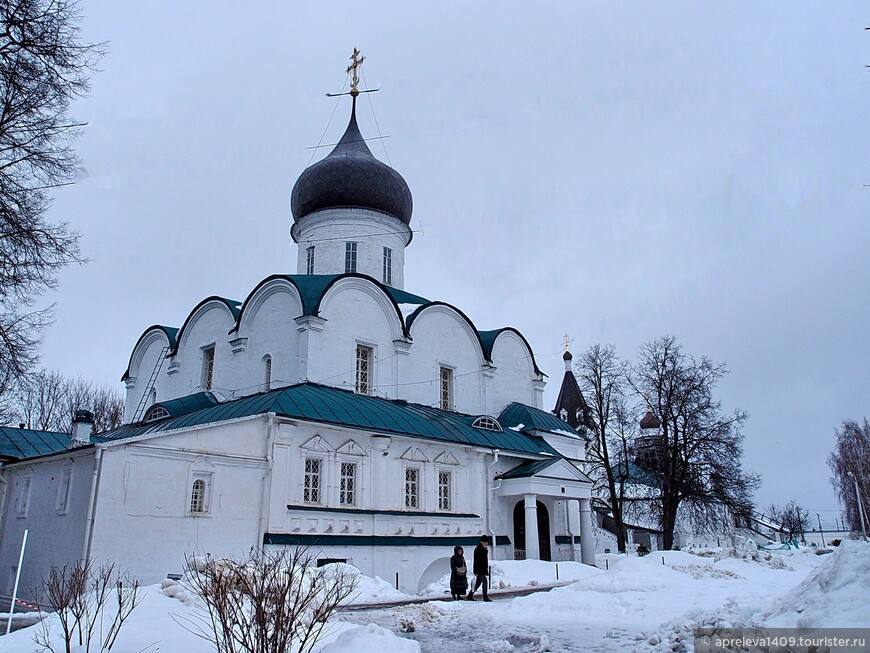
563, 350, 573, 361
640, 409, 661, 430
291, 99, 413, 224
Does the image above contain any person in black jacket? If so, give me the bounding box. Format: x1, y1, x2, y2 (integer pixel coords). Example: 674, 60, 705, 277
449, 545, 468, 600
466, 534, 491, 601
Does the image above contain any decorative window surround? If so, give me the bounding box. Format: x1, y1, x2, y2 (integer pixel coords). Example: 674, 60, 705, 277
336, 440, 367, 457
434, 451, 460, 465
400, 447, 429, 463
300, 435, 335, 453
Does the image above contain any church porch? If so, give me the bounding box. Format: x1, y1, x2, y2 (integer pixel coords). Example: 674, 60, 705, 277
494, 458, 595, 565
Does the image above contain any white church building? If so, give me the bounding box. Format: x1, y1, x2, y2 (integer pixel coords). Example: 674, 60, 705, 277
0, 67, 598, 599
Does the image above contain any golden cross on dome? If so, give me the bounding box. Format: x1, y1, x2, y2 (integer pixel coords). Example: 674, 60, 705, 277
564, 333, 571, 352
347, 48, 365, 96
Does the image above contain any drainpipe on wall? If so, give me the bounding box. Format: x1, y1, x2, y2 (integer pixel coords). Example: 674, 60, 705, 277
486, 449, 500, 557
257, 413, 277, 557
81, 445, 104, 561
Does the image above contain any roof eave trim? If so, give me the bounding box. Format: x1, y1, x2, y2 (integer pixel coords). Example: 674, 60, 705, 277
171, 296, 242, 356
121, 325, 178, 381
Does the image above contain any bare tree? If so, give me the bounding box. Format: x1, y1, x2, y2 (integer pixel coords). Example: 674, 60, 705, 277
10, 368, 124, 432
631, 336, 758, 550
180, 547, 358, 653
827, 419, 870, 533
35, 559, 141, 653
0, 0, 105, 383
766, 501, 809, 543
575, 344, 637, 552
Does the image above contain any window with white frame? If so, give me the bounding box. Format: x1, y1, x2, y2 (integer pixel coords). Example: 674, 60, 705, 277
202, 346, 215, 391
303, 458, 322, 503
438, 470, 451, 511
144, 405, 169, 423
56, 465, 73, 513
17, 476, 31, 517
189, 475, 212, 514
339, 461, 357, 506
345, 242, 357, 273
263, 355, 272, 391
306, 246, 315, 275
439, 366, 454, 411
355, 345, 372, 394
382, 247, 392, 285
404, 467, 419, 509
472, 416, 503, 432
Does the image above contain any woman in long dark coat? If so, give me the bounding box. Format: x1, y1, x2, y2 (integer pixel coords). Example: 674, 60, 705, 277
449, 545, 468, 600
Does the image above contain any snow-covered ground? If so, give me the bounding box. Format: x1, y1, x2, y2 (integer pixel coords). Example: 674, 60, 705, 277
1, 541, 867, 653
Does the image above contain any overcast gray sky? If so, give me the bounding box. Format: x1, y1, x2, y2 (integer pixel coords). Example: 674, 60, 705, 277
36, 2, 869, 527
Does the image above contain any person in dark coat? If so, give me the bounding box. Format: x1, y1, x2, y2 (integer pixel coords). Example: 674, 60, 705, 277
467, 534, 491, 601
449, 545, 468, 600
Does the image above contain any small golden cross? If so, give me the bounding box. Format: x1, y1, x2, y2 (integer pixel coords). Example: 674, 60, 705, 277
564, 333, 571, 353
346, 48, 365, 96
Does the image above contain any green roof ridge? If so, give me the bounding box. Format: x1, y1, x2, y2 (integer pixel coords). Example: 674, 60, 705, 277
99, 383, 559, 458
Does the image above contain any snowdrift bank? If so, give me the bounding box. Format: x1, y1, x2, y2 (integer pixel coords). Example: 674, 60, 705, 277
764, 539, 870, 628
645, 541, 869, 652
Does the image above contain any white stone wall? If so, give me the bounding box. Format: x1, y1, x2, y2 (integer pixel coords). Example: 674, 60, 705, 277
262, 420, 498, 593
488, 330, 543, 411
403, 305, 487, 413
87, 418, 269, 584
124, 329, 172, 423
233, 279, 304, 392
123, 276, 545, 424
0, 448, 95, 603
306, 278, 404, 394
292, 209, 412, 289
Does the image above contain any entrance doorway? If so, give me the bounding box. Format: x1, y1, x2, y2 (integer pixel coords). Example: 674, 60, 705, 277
512, 500, 552, 561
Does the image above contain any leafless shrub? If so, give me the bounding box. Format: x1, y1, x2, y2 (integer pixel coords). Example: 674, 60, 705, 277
34, 559, 141, 653
179, 547, 357, 653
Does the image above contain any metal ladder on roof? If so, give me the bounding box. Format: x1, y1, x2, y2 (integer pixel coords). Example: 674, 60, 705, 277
131, 346, 169, 423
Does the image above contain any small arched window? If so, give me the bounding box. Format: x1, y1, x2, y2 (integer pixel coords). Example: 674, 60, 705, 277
263, 355, 272, 391
559, 409, 568, 421
144, 405, 169, 423
472, 416, 503, 432
190, 479, 207, 513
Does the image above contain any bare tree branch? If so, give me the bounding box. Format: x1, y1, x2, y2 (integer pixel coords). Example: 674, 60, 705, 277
0, 0, 106, 384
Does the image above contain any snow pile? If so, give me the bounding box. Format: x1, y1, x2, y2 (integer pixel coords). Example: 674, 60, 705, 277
319, 623, 420, 653
318, 563, 410, 605
160, 576, 199, 605
670, 563, 743, 580
642, 542, 866, 652
764, 539, 870, 628
0, 581, 412, 653
395, 603, 447, 632
0, 585, 220, 653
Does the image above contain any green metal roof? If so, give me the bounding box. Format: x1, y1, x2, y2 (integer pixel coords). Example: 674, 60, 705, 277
477, 328, 543, 375
498, 402, 586, 439
234, 274, 429, 330
497, 458, 561, 479
99, 383, 559, 457
0, 427, 71, 460
150, 392, 218, 418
